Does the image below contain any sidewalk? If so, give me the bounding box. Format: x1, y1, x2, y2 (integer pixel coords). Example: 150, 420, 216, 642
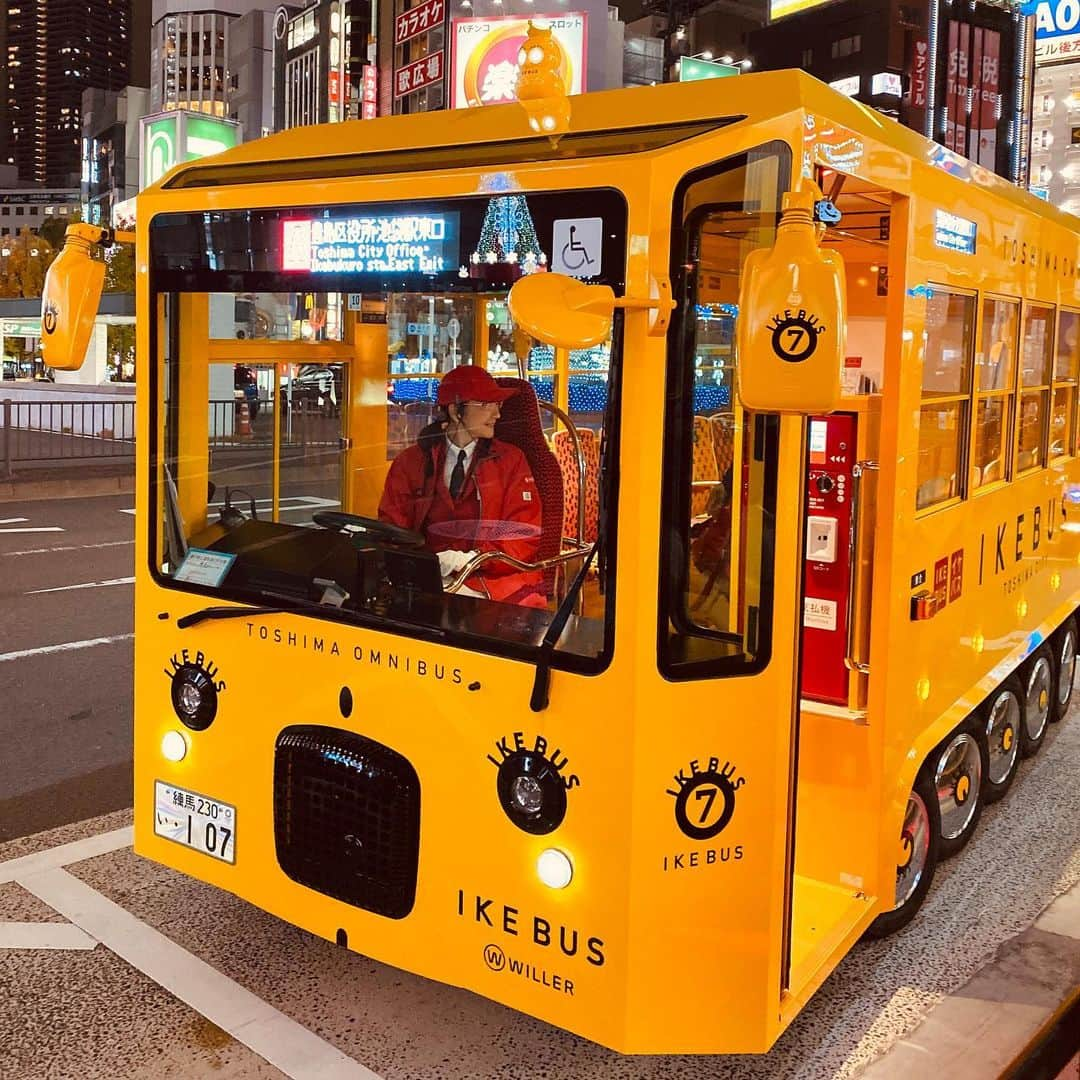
859, 876, 1080, 1078
0, 462, 134, 502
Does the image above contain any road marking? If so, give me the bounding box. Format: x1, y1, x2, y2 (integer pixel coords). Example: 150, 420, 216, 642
3, 539, 135, 557
27, 576, 135, 595
0, 633, 134, 664
19, 867, 381, 1080
0, 517, 29, 524
0, 825, 133, 885
0, 527, 64, 534
0, 921, 98, 950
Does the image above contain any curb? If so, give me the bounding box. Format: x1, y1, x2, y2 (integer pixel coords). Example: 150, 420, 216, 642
0, 473, 135, 503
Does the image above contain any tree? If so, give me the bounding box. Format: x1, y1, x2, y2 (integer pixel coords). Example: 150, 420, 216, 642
104, 241, 134, 292
0, 229, 56, 299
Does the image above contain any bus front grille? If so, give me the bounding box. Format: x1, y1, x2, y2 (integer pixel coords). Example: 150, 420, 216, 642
274, 725, 420, 919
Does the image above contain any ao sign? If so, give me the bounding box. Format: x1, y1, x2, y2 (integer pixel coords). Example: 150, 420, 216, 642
1034, 1, 1080, 64
1035, 1, 1080, 37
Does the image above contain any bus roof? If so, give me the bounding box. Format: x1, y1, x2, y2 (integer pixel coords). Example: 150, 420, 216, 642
155, 69, 1077, 233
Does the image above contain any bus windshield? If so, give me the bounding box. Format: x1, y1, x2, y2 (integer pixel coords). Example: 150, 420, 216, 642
149, 188, 626, 670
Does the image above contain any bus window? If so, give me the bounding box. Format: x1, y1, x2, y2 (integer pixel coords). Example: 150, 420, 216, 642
661, 144, 788, 677
150, 189, 627, 669
973, 296, 1019, 491
1018, 303, 1054, 474
1051, 309, 1080, 458
917, 288, 975, 511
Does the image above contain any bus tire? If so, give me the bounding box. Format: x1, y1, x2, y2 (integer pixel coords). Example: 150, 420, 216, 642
1051, 616, 1077, 723
934, 716, 984, 860
865, 768, 940, 939
982, 678, 1023, 803
1020, 646, 1053, 757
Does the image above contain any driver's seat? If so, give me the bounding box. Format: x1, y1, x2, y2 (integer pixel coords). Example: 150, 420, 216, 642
493, 377, 564, 597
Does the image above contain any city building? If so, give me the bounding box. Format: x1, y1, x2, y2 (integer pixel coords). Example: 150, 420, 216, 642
149, 0, 275, 138
749, 0, 1035, 186
1, 0, 133, 186
0, 167, 80, 240
81, 85, 150, 227
273, 0, 372, 129
1031, 1, 1080, 214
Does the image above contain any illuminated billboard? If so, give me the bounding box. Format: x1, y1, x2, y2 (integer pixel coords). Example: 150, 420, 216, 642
281, 214, 461, 275
450, 14, 587, 109
769, 0, 835, 20
141, 112, 241, 190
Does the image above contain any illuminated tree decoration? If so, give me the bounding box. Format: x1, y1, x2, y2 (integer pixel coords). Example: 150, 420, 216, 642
467, 195, 548, 282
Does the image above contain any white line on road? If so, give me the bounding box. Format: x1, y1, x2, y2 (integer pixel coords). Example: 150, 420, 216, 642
0, 527, 64, 534
3, 539, 135, 557
0, 921, 98, 950
19, 867, 381, 1080
0, 517, 29, 524
27, 576, 135, 595
0, 633, 134, 664
0, 826, 133, 885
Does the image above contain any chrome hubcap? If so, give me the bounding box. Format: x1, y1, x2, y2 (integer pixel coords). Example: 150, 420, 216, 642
1025, 657, 1052, 743
935, 732, 981, 840
1058, 630, 1076, 710
895, 789, 931, 908
986, 690, 1020, 785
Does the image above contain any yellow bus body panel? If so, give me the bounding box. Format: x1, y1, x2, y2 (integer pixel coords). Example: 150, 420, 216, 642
133, 71, 1080, 1054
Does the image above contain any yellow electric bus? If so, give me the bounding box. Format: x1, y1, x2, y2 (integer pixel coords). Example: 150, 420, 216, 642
44, 62, 1080, 1055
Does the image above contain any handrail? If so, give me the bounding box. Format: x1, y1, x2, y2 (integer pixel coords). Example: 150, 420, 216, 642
444, 540, 593, 595
843, 460, 879, 677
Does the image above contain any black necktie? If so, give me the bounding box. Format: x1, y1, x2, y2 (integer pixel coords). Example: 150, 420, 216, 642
449, 449, 466, 500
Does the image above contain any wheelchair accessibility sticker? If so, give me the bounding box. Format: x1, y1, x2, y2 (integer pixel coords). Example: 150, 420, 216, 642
552, 217, 603, 278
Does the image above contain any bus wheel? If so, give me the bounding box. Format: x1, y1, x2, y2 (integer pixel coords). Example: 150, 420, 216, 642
982, 679, 1022, 803
1020, 647, 1053, 757
934, 719, 984, 860
865, 769, 940, 939
1051, 617, 1078, 723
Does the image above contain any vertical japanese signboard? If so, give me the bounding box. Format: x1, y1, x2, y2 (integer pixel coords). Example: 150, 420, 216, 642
393, 0, 447, 105
362, 64, 378, 119
944, 20, 1000, 169
907, 35, 929, 134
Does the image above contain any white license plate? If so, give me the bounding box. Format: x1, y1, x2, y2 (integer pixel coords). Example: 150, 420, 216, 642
154, 782, 236, 864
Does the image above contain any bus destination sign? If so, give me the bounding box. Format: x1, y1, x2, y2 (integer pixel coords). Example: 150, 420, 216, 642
281, 213, 461, 274
934, 210, 977, 255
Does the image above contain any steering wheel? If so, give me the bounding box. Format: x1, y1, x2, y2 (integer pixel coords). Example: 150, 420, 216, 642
313, 511, 425, 548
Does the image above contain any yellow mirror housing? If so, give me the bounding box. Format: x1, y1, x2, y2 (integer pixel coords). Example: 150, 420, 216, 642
736, 189, 847, 414
40, 223, 108, 372
508, 272, 615, 349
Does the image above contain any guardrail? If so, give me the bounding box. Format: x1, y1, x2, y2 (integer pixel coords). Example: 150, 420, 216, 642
2, 398, 136, 476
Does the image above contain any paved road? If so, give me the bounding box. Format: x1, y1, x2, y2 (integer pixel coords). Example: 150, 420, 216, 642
0, 493, 136, 840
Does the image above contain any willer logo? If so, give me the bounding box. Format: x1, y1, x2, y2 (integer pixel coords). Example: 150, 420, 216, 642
481, 943, 576, 996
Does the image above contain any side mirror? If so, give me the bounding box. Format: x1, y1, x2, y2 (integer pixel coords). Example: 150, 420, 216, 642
736, 189, 847, 414
508, 272, 675, 350
40, 224, 108, 372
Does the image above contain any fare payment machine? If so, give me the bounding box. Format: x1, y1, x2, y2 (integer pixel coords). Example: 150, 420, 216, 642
801, 413, 858, 706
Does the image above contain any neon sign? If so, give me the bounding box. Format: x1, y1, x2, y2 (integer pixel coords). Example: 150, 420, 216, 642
281, 214, 461, 274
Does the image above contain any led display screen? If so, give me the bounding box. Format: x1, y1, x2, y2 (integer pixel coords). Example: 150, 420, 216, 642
281, 213, 461, 275
934, 210, 977, 255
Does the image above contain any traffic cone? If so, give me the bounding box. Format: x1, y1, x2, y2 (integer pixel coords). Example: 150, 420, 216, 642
238, 402, 252, 438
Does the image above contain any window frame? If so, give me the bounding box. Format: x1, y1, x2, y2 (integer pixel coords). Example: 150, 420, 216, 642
658, 140, 791, 682
1015, 300, 1056, 477
1051, 306, 1080, 461
915, 283, 977, 516
969, 292, 1020, 497
145, 187, 628, 677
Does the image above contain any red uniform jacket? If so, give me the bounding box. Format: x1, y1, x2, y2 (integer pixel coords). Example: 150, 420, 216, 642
378, 430, 545, 606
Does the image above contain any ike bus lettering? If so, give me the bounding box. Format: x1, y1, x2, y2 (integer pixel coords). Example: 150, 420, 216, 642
977, 496, 1063, 588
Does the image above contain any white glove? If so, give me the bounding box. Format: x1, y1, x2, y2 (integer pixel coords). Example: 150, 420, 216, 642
437, 549, 478, 578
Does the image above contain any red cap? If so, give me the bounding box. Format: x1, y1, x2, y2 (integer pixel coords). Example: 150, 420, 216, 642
437, 365, 517, 405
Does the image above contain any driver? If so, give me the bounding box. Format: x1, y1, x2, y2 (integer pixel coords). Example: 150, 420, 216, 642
378, 365, 546, 608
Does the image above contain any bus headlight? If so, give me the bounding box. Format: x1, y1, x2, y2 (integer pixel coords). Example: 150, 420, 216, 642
161, 729, 188, 762
496, 750, 567, 835
537, 848, 573, 889
170, 663, 218, 730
